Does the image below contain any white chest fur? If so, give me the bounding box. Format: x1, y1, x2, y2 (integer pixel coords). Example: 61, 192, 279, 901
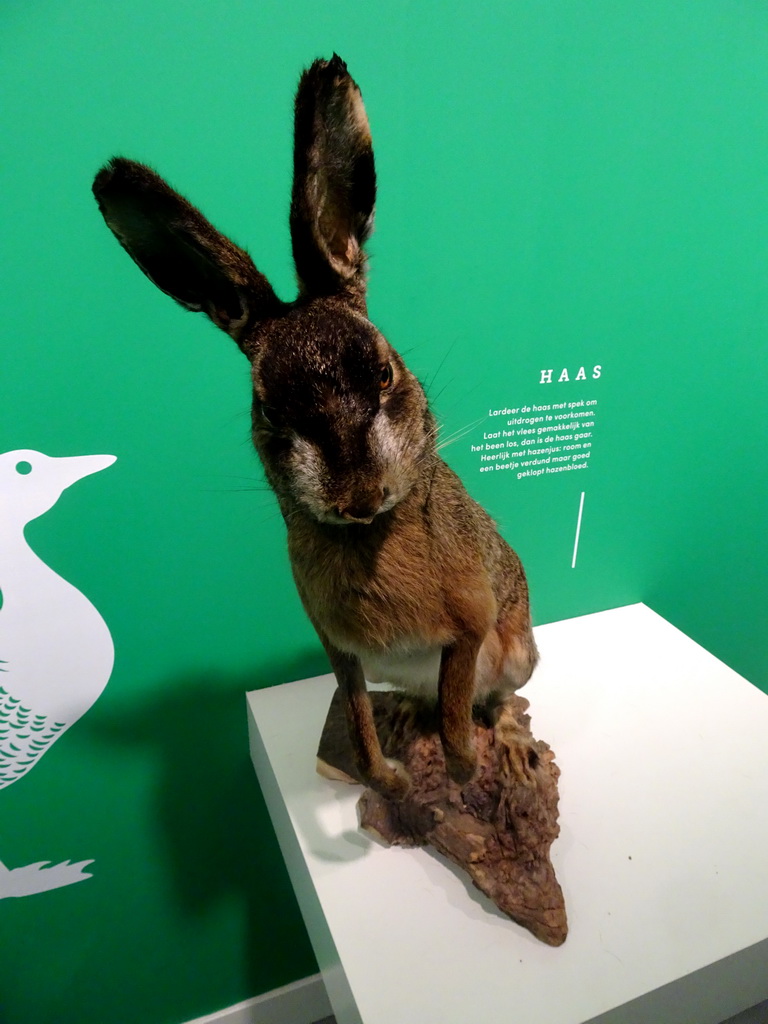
360, 644, 442, 696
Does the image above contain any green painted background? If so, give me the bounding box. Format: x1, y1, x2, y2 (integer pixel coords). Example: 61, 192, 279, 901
3, 2, 767, 1022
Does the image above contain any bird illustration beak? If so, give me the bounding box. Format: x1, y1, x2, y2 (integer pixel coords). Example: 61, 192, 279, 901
57, 454, 117, 488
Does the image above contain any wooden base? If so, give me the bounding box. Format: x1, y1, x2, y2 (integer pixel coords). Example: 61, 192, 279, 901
317, 688, 567, 946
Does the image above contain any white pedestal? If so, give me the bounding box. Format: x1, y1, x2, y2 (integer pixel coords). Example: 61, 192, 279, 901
247, 604, 768, 1024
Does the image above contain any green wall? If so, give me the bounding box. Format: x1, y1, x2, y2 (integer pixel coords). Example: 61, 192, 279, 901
3, 2, 767, 1022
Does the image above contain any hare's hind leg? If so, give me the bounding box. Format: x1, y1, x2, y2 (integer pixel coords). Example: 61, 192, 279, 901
496, 596, 539, 693
325, 645, 412, 800
472, 597, 538, 705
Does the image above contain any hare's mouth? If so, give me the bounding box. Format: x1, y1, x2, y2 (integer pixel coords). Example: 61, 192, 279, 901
309, 508, 377, 527
320, 501, 388, 527
334, 511, 376, 525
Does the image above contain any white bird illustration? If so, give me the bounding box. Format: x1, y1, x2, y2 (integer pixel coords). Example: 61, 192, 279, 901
0, 857, 95, 898
0, 449, 116, 897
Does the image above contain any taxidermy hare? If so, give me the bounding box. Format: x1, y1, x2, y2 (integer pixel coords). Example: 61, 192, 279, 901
93, 55, 538, 799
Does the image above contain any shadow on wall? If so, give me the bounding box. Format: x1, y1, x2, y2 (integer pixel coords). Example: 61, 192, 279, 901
80, 650, 326, 990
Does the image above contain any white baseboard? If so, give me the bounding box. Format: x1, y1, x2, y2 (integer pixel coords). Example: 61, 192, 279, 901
183, 974, 333, 1024
181, 974, 768, 1024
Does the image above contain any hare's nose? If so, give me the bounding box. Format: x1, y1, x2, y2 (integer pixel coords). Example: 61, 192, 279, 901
337, 487, 387, 524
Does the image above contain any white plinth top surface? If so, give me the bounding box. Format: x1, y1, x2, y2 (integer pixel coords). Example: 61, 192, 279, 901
247, 604, 768, 1024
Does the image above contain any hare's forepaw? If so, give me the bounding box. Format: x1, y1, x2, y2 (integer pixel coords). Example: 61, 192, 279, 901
445, 745, 477, 787
368, 758, 412, 802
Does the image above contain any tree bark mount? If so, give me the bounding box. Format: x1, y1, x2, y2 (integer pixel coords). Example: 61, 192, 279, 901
317, 688, 568, 946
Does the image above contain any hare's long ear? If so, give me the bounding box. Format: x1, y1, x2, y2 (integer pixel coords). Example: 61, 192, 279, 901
92, 158, 280, 353
291, 55, 376, 311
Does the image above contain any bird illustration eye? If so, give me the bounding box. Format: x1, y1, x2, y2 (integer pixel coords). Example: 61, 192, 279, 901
379, 363, 394, 390
15, 461, 32, 475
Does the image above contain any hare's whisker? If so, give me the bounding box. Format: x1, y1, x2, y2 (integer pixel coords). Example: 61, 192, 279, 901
436, 415, 488, 451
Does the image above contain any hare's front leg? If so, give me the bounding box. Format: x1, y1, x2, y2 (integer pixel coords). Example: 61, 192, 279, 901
325, 645, 412, 800
438, 635, 483, 785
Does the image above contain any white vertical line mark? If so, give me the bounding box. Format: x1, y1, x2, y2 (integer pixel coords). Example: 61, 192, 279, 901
571, 491, 586, 568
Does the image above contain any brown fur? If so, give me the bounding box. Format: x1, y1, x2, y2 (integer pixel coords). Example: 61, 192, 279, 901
92, 55, 538, 800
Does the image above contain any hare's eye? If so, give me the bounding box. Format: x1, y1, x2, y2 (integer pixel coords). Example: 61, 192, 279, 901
379, 363, 394, 390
